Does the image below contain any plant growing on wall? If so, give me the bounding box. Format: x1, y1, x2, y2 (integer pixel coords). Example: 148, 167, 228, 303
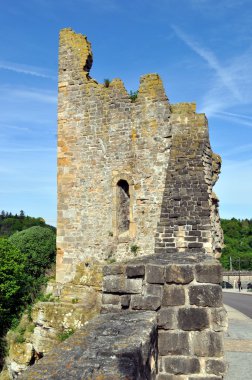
104, 78, 110, 88
130, 244, 140, 255
129, 90, 138, 102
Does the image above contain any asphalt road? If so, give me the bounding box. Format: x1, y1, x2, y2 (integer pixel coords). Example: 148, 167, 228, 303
223, 293, 252, 319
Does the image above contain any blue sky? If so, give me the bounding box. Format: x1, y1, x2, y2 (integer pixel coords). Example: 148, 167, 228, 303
0, 0, 251, 225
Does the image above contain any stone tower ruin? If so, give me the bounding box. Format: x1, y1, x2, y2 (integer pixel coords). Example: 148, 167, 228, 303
17, 28, 226, 380
56, 28, 223, 284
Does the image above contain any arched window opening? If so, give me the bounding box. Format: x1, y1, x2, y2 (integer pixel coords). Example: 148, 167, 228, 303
117, 179, 130, 234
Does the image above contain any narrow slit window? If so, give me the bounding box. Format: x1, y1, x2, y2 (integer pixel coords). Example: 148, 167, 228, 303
117, 179, 130, 234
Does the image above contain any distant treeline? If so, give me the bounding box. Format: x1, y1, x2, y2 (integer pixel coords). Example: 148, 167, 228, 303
0, 210, 55, 237
220, 218, 252, 270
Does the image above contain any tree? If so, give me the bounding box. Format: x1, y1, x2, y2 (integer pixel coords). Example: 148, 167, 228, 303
0, 210, 55, 237
0, 240, 28, 335
19, 210, 25, 219
220, 218, 252, 270
9, 226, 56, 279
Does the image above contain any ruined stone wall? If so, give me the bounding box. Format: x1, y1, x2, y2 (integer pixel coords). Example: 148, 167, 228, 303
21, 252, 227, 380
155, 104, 223, 257
57, 29, 172, 283
57, 28, 222, 284
101, 252, 227, 379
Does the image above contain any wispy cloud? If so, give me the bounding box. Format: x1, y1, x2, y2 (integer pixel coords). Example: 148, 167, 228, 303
212, 111, 252, 129
0, 123, 30, 131
171, 25, 252, 122
217, 111, 252, 121
0, 60, 56, 79
0, 86, 57, 104
171, 25, 242, 101
222, 143, 252, 157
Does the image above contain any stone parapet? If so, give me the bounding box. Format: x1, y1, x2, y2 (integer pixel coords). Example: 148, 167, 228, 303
20, 252, 226, 379
102, 251, 227, 379
20, 311, 157, 379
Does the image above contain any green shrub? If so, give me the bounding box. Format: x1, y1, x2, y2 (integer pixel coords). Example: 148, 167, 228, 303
0, 240, 28, 335
130, 244, 140, 255
58, 329, 75, 342
9, 226, 56, 278
129, 90, 138, 102
71, 298, 79, 304
104, 78, 110, 88
37, 293, 57, 302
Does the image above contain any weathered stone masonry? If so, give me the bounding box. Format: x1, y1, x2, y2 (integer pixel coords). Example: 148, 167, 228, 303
18, 28, 226, 379
57, 28, 223, 286
21, 252, 227, 379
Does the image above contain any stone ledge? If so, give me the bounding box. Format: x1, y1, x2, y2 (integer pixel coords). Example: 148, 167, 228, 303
20, 311, 157, 380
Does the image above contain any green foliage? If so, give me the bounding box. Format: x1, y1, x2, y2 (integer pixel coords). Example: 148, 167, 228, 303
57, 328, 75, 342
0, 216, 56, 370
129, 90, 138, 102
103, 78, 110, 88
9, 226, 56, 279
220, 218, 252, 270
37, 293, 58, 302
0, 240, 29, 336
71, 298, 79, 304
8, 314, 35, 345
130, 244, 140, 255
0, 210, 55, 238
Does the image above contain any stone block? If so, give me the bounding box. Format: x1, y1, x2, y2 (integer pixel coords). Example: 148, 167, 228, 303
100, 304, 121, 314
191, 331, 223, 357
103, 275, 125, 293
125, 278, 143, 294
210, 307, 228, 332
146, 264, 165, 284
165, 264, 194, 284
102, 294, 120, 305
103, 264, 125, 276
157, 308, 177, 330
131, 295, 161, 311
120, 295, 131, 308
189, 285, 222, 307
158, 331, 189, 355
195, 263, 222, 284
103, 275, 142, 294
126, 264, 145, 278
178, 307, 209, 330
163, 356, 200, 374
144, 283, 163, 297
188, 242, 203, 248
205, 358, 226, 376
162, 285, 185, 306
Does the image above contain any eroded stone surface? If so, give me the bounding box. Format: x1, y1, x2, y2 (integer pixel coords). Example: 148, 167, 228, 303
20, 312, 157, 380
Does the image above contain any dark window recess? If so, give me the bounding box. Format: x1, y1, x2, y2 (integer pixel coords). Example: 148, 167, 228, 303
117, 180, 130, 234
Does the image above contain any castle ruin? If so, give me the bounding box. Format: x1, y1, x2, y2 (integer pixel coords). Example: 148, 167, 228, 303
19, 29, 226, 380
56, 28, 223, 284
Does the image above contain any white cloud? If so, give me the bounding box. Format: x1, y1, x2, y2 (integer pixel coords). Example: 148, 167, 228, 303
171, 26, 252, 120
222, 144, 252, 157
211, 112, 252, 129
0, 60, 56, 80
0, 86, 57, 104
171, 25, 242, 101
